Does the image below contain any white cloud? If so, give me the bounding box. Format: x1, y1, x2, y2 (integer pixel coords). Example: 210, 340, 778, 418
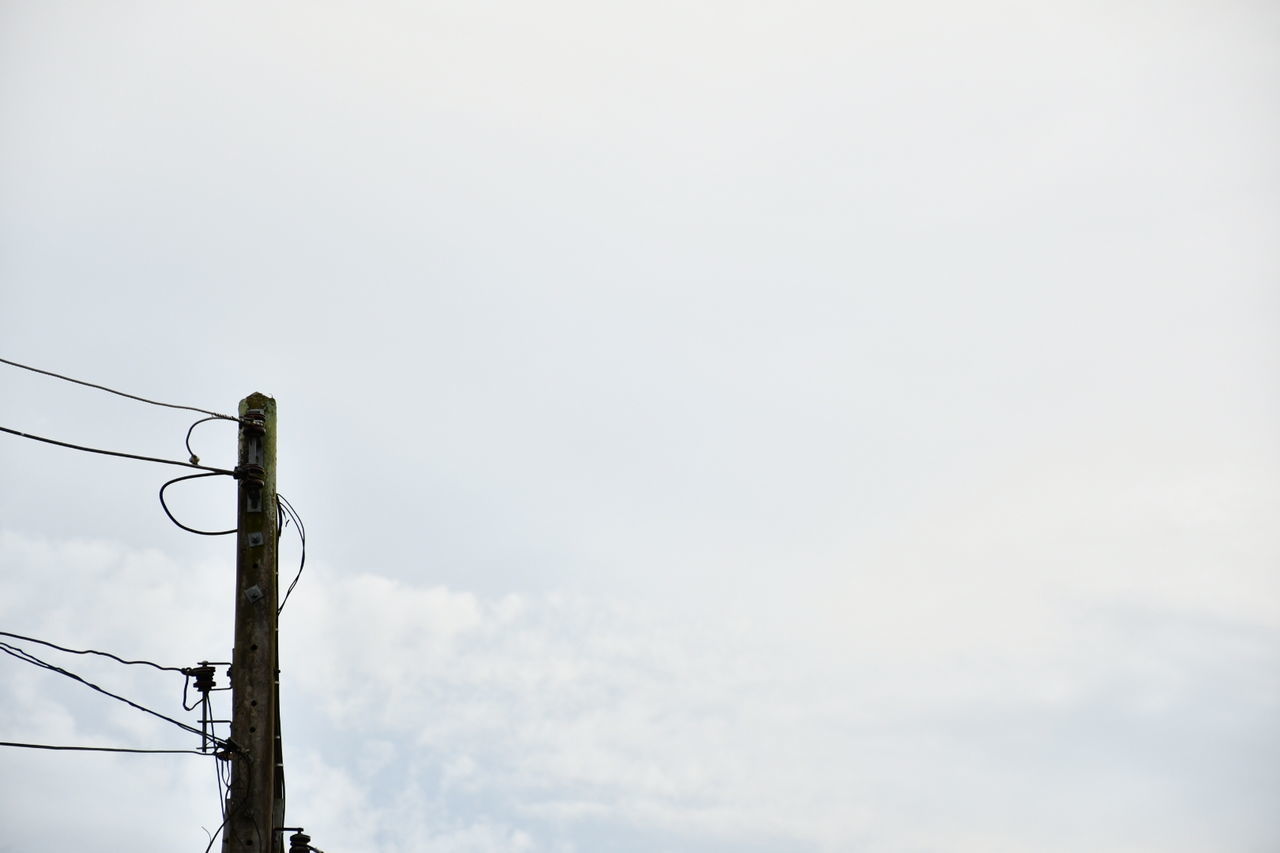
1, 0, 1277, 850
277, 498, 1280, 851
2, 425, 1278, 852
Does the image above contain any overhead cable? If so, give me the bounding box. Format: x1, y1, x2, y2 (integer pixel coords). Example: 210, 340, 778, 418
0, 641, 232, 750
0, 356, 241, 422
159, 472, 238, 536
205, 765, 234, 853
0, 740, 211, 755
0, 631, 184, 673
185, 415, 235, 466
277, 492, 307, 615
0, 424, 235, 475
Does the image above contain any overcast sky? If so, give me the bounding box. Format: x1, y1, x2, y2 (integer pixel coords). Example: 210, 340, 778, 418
1, 2, 1278, 851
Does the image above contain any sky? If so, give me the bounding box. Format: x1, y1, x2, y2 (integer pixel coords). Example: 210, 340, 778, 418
0, 1, 1277, 851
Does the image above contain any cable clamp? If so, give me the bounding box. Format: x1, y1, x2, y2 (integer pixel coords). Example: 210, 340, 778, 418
242, 409, 266, 436
217, 738, 244, 760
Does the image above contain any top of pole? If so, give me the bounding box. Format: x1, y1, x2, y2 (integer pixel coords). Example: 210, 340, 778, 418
240, 392, 276, 412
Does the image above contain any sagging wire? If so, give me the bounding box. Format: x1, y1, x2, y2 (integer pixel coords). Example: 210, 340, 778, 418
157, 414, 245, 536
0, 359, 264, 847
0, 640, 233, 751
162, 408, 278, 536
0, 425, 235, 475
277, 493, 307, 615
0, 418, 241, 536
160, 472, 238, 536
0, 639, 240, 851
0, 633, 233, 755
0, 389, 303, 557
0, 360, 274, 542
185, 414, 238, 467
0, 631, 185, 673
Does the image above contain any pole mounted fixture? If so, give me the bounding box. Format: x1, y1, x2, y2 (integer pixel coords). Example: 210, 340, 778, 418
277, 828, 322, 853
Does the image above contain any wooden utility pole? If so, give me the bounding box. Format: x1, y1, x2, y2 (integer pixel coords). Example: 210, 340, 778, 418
223, 393, 283, 853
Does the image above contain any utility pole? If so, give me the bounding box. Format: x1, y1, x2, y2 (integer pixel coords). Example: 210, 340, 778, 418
223, 393, 283, 853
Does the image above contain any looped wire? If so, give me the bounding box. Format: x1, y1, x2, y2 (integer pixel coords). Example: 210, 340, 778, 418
159, 472, 238, 536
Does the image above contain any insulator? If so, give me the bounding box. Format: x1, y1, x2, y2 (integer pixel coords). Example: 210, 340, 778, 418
190, 664, 217, 693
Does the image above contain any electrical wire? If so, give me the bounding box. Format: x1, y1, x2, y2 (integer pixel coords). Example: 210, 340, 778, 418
206, 748, 233, 853
0, 641, 232, 750
276, 493, 307, 615
0, 415, 245, 541
0, 740, 212, 755
0, 371, 293, 553
0, 635, 230, 746
185, 415, 235, 466
216, 744, 231, 814
203, 777, 236, 853
0, 359, 276, 844
159, 472, 238, 536
0, 424, 236, 475
0, 641, 214, 742
0, 356, 242, 422
0, 631, 185, 672
217, 740, 264, 852
203, 817, 228, 853
0, 421, 242, 535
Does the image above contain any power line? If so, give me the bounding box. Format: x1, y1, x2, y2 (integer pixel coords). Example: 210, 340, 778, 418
159, 472, 238, 536
0, 641, 232, 750
186, 415, 236, 466
0, 740, 212, 755
0, 356, 241, 422
0, 380, 296, 849
0, 424, 236, 475
0, 631, 185, 673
